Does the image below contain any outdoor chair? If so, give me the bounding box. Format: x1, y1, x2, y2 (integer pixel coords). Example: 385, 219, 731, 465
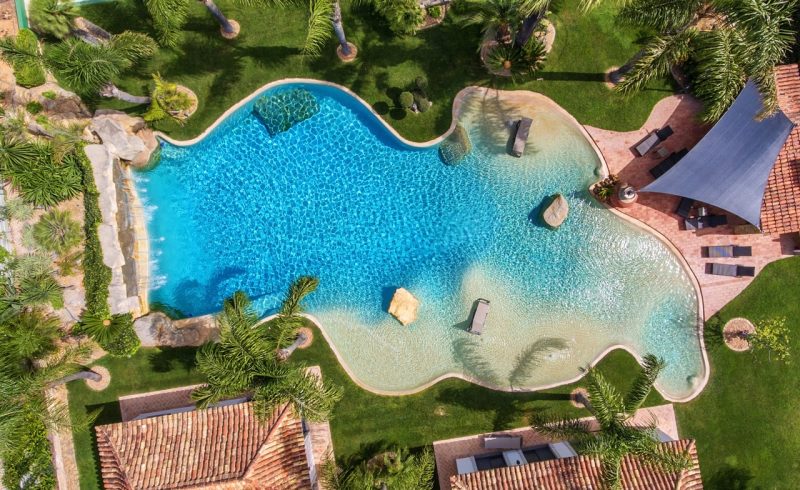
701, 245, 753, 258
705, 263, 756, 277
676, 197, 695, 218
649, 149, 688, 179
634, 125, 674, 156
510, 118, 533, 157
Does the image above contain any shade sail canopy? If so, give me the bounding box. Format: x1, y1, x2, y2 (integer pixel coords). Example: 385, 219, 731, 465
641, 82, 795, 228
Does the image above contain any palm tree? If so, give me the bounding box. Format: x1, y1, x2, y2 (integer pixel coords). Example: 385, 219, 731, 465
467, 0, 550, 45
612, 0, 797, 122
191, 290, 342, 422
32, 209, 83, 255
44, 32, 157, 104
532, 354, 691, 489
321, 447, 435, 490
274, 275, 319, 359
143, 0, 242, 47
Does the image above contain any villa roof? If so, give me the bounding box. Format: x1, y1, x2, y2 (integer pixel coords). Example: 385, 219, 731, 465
449, 439, 703, 490
641, 81, 795, 229
95, 401, 312, 490
761, 64, 800, 234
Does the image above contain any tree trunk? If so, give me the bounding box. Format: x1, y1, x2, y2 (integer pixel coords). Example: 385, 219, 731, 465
514, 11, 545, 48
50, 369, 101, 386
608, 49, 644, 84
200, 0, 235, 35
278, 332, 308, 360
331, 1, 351, 56
71, 17, 112, 45
99, 83, 152, 105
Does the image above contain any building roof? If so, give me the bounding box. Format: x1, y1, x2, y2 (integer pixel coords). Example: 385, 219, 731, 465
95, 401, 312, 490
641, 81, 795, 229
450, 439, 703, 490
761, 64, 800, 234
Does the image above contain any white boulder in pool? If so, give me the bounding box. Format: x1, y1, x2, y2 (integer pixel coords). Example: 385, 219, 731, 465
388, 288, 420, 326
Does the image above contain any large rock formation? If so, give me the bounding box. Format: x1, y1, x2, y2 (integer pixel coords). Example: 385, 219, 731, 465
91, 110, 159, 167
134, 312, 219, 347
388, 288, 420, 326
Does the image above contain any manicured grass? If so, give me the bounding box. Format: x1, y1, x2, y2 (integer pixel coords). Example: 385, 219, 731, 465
67, 348, 205, 490
675, 256, 800, 489
79, 0, 671, 142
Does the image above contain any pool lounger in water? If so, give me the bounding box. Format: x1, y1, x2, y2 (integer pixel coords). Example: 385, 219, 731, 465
511, 118, 533, 157
469, 298, 490, 335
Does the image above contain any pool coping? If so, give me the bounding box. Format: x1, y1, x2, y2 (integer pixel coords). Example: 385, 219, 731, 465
151, 79, 709, 403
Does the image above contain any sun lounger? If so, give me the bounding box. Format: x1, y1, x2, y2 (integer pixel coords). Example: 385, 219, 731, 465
511, 118, 533, 157
649, 148, 688, 178
705, 263, 756, 277
676, 197, 694, 219
702, 245, 753, 258
469, 298, 490, 335
634, 125, 674, 156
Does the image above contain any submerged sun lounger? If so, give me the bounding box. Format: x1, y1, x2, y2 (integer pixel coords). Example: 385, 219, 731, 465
705, 263, 756, 277
650, 148, 689, 178
702, 245, 753, 258
634, 125, 674, 156
469, 298, 490, 335
511, 118, 533, 157
676, 197, 695, 219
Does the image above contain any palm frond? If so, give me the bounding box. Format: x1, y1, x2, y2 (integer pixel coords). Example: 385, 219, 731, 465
254, 367, 343, 422
45, 39, 121, 95
618, 0, 703, 32
280, 275, 319, 316
144, 0, 189, 47
531, 411, 593, 440
616, 29, 694, 94
302, 0, 334, 58
691, 28, 748, 123
584, 367, 625, 428
623, 354, 664, 413
109, 31, 158, 68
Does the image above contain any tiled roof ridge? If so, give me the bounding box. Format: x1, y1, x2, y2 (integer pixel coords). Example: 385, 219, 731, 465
95, 426, 133, 490
242, 402, 294, 479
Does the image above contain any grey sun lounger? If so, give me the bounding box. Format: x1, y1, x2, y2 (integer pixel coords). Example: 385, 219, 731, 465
702, 245, 753, 258
511, 118, 533, 157
705, 263, 756, 277
634, 125, 674, 156
469, 298, 490, 335
650, 148, 688, 178
676, 197, 695, 219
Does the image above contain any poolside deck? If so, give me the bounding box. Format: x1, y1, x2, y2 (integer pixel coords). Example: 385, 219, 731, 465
586, 95, 794, 319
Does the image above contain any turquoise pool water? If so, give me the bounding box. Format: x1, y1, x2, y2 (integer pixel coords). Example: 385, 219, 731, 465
136, 83, 705, 399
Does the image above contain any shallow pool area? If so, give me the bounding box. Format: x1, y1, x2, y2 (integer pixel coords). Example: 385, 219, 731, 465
136, 82, 706, 400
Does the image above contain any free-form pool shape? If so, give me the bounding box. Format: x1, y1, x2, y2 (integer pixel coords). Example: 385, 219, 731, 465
137, 82, 707, 400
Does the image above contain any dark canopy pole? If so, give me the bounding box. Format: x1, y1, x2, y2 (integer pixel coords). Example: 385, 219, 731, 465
641, 82, 795, 229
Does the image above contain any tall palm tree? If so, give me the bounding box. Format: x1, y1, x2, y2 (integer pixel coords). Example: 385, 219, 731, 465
192, 290, 342, 422
44, 32, 157, 104
144, 0, 240, 47
612, 0, 797, 122
532, 354, 691, 489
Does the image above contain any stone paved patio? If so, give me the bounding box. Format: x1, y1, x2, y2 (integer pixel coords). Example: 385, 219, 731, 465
586, 95, 794, 319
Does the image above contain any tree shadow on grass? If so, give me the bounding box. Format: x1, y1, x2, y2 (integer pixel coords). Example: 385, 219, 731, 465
84, 400, 123, 489
706, 463, 753, 490
148, 347, 200, 374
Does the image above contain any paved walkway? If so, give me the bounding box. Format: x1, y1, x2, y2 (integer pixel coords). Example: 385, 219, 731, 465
586, 95, 794, 319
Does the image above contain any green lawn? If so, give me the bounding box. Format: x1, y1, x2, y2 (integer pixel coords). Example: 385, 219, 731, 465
675, 256, 800, 489
79, 0, 671, 142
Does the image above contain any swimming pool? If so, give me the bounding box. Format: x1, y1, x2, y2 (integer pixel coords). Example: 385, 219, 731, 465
136, 81, 707, 400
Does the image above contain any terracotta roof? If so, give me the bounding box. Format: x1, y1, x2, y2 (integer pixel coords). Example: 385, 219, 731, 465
762, 64, 800, 234
95, 401, 312, 490
450, 439, 703, 490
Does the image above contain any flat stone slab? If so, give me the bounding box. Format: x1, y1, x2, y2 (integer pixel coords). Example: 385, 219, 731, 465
91, 117, 146, 161
134, 312, 219, 347
388, 287, 420, 326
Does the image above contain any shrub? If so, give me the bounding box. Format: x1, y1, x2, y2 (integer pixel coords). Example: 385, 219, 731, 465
0, 141, 83, 207
376, 0, 425, 35
750, 317, 790, 362
413, 92, 431, 113
428, 5, 442, 18
25, 101, 44, 115
415, 75, 428, 92
1, 197, 34, 221
486, 39, 547, 82
253, 88, 320, 136
144, 73, 194, 124
19, 272, 64, 309
439, 124, 472, 164
35, 114, 49, 126
32, 209, 82, 254
399, 91, 415, 110
42, 90, 57, 100
76, 312, 140, 357
10, 30, 46, 88
591, 174, 620, 202
77, 147, 112, 316
1, 413, 56, 490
